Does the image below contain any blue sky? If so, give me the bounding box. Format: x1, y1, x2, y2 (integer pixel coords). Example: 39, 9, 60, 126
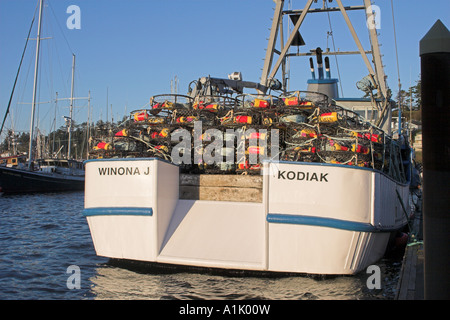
1, 0, 449, 135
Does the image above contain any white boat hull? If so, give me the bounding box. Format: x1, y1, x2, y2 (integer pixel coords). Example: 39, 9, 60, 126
83, 158, 409, 275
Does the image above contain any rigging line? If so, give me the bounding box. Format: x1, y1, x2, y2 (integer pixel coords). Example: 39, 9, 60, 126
44, 4, 55, 108
0, 2, 39, 138
13, 47, 35, 133
47, 0, 74, 55
325, 1, 344, 97
390, 0, 401, 93
49, 3, 71, 98
286, 0, 292, 92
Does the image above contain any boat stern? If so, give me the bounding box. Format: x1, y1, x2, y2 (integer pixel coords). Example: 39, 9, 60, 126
83, 158, 179, 261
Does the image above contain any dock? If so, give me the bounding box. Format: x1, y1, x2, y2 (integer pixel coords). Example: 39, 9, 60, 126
395, 192, 424, 300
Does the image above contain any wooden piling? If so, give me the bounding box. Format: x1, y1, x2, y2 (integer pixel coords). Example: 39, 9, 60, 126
419, 19, 450, 300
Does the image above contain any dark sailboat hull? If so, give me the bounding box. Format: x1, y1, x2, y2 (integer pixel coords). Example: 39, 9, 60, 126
0, 166, 84, 194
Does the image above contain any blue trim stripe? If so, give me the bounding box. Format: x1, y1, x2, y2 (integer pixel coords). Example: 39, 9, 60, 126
267, 213, 396, 233
83, 207, 153, 217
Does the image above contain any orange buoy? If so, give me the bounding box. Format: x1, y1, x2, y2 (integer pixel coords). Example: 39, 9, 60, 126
96, 142, 112, 150
351, 143, 370, 154
248, 146, 265, 155
332, 141, 349, 151
262, 117, 273, 125
235, 115, 252, 124
352, 131, 382, 143
253, 99, 269, 108
177, 116, 198, 123
319, 112, 339, 123
300, 129, 317, 138
155, 145, 169, 153
151, 128, 169, 139
134, 111, 149, 122
115, 129, 128, 137
284, 97, 299, 106
299, 101, 313, 107
238, 161, 249, 169
247, 132, 266, 140
204, 103, 218, 110
193, 101, 204, 109
159, 128, 169, 137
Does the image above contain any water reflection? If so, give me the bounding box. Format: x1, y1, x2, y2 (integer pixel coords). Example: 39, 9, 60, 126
89, 259, 401, 300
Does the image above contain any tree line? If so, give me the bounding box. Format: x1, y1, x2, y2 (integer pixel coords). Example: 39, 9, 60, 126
0, 117, 126, 159
392, 78, 421, 122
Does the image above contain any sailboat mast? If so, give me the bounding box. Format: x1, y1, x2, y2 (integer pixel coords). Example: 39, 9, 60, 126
27, 0, 43, 169
67, 54, 75, 159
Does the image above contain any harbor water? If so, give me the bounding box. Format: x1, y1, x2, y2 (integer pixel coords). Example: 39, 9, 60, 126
0, 191, 402, 300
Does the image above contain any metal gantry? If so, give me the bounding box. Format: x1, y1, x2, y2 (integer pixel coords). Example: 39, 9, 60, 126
260, 0, 390, 131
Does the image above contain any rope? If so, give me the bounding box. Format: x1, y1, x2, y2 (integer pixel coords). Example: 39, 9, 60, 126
396, 189, 412, 231
47, 1, 74, 55
325, 1, 344, 97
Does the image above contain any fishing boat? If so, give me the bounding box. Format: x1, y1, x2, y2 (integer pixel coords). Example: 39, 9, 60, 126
83, 0, 411, 275
0, 159, 84, 194
0, 0, 85, 194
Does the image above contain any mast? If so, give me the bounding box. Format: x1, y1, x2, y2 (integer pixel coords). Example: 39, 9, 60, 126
260, 0, 392, 133
27, 0, 43, 169
260, 0, 285, 88
86, 90, 91, 159
260, 0, 314, 87
363, 0, 387, 98
67, 54, 75, 159
52, 92, 58, 155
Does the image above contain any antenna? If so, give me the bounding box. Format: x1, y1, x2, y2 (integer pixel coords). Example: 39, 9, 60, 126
171, 75, 179, 94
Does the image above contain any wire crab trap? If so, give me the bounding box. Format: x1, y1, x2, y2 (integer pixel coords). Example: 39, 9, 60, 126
234, 125, 277, 175
281, 138, 319, 163
128, 109, 167, 135
190, 95, 239, 126
284, 122, 318, 144
189, 124, 236, 174
235, 93, 281, 110
192, 95, 237, 111
218, 109, 260, 127
149, 94, 194, 114
279, 91, 329, 111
